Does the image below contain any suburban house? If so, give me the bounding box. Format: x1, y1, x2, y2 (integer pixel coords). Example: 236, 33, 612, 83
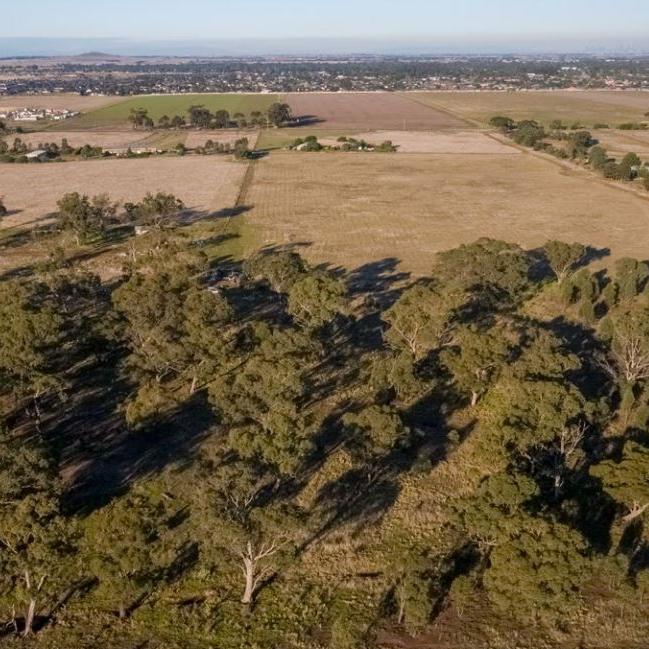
25, 149, 50, 161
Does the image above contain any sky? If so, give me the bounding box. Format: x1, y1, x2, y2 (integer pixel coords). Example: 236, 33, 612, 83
3, 0, 649, 55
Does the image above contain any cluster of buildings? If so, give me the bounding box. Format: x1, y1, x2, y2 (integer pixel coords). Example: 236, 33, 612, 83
0, 107, 79, 122
2, 56, 649, 95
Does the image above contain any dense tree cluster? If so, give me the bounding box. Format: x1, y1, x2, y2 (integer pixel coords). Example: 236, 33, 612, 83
3, 225, 649, 647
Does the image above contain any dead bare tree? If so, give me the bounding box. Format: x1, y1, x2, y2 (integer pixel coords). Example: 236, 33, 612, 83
22, 570, 46, 636
621, 501, 649, 525
549, 423, 587, 499
238, 539, 283, 605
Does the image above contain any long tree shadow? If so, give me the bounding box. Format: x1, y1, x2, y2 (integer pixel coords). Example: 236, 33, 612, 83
51, 352, 216, 514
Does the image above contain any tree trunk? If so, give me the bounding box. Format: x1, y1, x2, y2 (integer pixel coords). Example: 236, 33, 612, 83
241, 557, 255, 605
470, 390, 479, 407
397, 586, 405, 625
23, 599, 35, 637
118, 602, 127, 619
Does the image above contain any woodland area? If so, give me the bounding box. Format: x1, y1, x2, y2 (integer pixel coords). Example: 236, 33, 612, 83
2, 200, 649, 647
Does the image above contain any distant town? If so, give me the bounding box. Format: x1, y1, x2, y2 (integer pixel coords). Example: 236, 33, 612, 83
2, 53, 649, 95
0, 107, 79, 121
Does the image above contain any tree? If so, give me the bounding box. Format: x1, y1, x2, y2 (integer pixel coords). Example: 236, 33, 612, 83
0, 426, 78, 636
479, 330, 586, 454
590, 440, 649, 526
383, 284, 462, 360
488, 115, 515, 131
433, 238, 530, 307
458, 471, 590, 624
287, 271, 348, 330
213, 109, 231, 129
482, 516, 590, 623
128, 108, 153, 130
600, 307, 649, 386
267, 102, 292, 127
342, 405, 408, 463
112, 257, 234, 425
621, 152, 642, 178
243, 250, 307, 293
208, 326, 316, 475
0, 280, 63, 405
190, 459, 297, 606
188, 105, 213, 128
56, 192, 117, 245
544, 240, 587, 284
441, 325, 512, 406
233, 137, 252, 159
82, 486, 177, 619
613, 257, 649, 302
124, 192, 185, 229
513, 120, 545, 147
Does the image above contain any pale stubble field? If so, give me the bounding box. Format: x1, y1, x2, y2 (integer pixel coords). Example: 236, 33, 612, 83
244, 151, 649, 276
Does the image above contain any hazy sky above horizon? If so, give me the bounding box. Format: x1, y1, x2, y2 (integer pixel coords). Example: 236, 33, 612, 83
5, 0, 649, 41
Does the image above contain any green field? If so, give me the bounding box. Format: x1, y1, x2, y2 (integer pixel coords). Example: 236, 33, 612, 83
56, 93, 281, 129
407, 90, 649, 128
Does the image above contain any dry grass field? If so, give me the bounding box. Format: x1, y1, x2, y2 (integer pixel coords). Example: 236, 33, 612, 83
319, 129, 518, 154
244, 151, 649, 276
284, 92, 469, 131
0, 156, 246, 231
593, 128, 649, 157
409, 90, 649, 127
0, 93, 122, 112
12, 130, 156, 149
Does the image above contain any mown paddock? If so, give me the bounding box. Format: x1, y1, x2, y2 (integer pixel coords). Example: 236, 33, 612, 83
284, 92, 469, 131
0, 156, 246, 234
318, 130, 518, 154
408, 90, 649, 127
57, 93, 281, 130
593, 129, 649, 157
10, 130, 157, 150
244, 151, 649, 277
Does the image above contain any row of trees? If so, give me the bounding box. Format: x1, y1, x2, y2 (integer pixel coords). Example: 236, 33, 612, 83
2, 226, 649, 645
491, 114, 649, 191
128, 102, 293, 131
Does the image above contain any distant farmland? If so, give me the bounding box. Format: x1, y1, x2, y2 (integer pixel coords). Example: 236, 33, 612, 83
408, 90, 649, 127
284, 92, 469, 131
56, 93, 281, 129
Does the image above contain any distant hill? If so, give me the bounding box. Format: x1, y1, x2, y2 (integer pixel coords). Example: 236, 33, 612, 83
76, 51, 114, 57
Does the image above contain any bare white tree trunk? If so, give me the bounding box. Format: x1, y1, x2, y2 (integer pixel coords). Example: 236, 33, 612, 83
238, 539, 281, 606
23, 599, 35, 637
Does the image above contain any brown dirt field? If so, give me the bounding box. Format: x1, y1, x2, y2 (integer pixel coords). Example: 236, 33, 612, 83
320, 130, 518, 154
594, 129, 649, 157
284, 92, 468, 131
409, 90, 649, 127
0, 156, 247, 232
0, 94, 123, 112
9, 130, 155, 149
245, 151, 649, 277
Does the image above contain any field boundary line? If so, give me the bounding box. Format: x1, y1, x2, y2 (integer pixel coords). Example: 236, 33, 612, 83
400, 93, 480, 128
